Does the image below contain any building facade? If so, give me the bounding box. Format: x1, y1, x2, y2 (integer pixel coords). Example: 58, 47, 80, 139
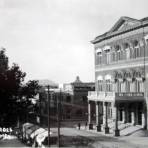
63, 76, 95, 120
36, 77, 95, 127
88, 16, 148, 136
35, 85, 59, 127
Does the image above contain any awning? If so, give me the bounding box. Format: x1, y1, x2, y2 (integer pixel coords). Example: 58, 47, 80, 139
22, 123, 34, 133
22, 123, 34, 139
96, 48, 102, 53
103, 45, 111, 51
105, 74, 112, 80
97, 75, 103, 80
36, 130, 52, 146
30, 128, 46, 139
25, 125, 39, 139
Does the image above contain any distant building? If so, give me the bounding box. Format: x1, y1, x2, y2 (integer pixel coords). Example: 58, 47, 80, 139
35, 77, 95, 126
62, 76, 95, 120
88, 16, 148, 136
35, 80, 59, 126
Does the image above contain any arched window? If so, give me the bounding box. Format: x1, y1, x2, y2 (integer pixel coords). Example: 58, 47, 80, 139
135, 72, 144, 92
133, 40, 140, 58
115, 45, 121, 61
115, 72, 123, 92
96, 48, 102, 65
121, 80, 126, 92
104, 46, 111, 64
122, 72, 132, 92
105, 75, 112, 92
97, 75, 103, 91
124, 43, 130, 60
105, 79, 112, 92
112, 51, 116, 62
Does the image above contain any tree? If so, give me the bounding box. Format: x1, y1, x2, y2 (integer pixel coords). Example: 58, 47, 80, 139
0, 48, 26, 126
22, 80, 40, 99
20, 80, 41, 123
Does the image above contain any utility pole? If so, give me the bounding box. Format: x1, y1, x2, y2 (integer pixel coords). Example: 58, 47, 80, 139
57, 90, 61, 147
47, 85, 50, 147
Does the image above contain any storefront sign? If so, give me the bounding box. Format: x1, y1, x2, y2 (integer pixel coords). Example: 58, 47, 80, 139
117, 92, 144, 97
0, 127, 12, 134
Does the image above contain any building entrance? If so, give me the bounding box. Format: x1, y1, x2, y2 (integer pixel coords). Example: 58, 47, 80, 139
138, 104, 142, 125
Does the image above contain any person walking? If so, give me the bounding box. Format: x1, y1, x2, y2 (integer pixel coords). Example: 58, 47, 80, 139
78, 123, 81, 130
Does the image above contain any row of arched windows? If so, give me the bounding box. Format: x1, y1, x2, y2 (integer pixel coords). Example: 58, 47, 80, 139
96, 39, 148, 65
115, 80, 144, 92
98, 79, 144, 92
97, 72, 144, 93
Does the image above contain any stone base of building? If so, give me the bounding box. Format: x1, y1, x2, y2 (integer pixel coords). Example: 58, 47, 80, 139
142, 125, 147, 130
96, 125, 101, 132
89, 123, 93, 130
115, 129, 120, 136
105, 126, 109, 134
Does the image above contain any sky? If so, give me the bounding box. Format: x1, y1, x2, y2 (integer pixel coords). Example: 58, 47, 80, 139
0, 0, 148, 84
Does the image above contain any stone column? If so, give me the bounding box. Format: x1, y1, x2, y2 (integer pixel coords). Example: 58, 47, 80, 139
131, 111, 135, 125
142, 112, 146, 129
135, 103, 138, 125
104, 102, 109, 134
103, 102, 106, 125
96, 102, 101, 132
122, 110, 125, 123
125, 104, 129, 123
88, 101, 93, 129
115, 104, 120, 136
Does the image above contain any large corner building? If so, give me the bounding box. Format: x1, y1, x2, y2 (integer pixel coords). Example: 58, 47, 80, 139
88, 16, 148, 136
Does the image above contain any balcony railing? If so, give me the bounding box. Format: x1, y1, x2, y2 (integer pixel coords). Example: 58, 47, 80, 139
95, 56, 148, 70
88, 91, 144, 101
88, 91, 115, 101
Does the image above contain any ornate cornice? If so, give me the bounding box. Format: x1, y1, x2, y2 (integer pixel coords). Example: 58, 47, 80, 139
92, 21, 148, 44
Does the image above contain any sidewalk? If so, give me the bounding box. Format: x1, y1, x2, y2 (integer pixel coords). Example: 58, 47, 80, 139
0, 135, 29, 147
77, 124, 143, 137
57, 127, 148, 148
76, 125, 148, 148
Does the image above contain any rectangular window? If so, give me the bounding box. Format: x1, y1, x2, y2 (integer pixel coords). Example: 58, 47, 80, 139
106, 80, 112, 92
117, 51, 121, 61
98, 80, 103, 91
97, 52, 102, 65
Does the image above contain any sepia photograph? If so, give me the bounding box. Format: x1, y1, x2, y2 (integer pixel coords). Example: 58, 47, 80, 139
0, 0, 148, 147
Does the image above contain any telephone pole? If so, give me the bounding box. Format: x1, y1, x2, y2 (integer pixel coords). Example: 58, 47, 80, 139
47, 85, 50, 147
